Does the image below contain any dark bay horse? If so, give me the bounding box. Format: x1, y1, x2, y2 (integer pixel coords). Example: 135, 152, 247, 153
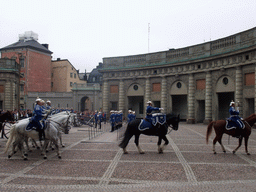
0, 111, 14, 138
119, 114, 180, 154
206, 113, 256, 155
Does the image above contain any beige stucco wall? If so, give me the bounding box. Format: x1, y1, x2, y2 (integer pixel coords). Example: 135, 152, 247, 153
51, 60, 86, 92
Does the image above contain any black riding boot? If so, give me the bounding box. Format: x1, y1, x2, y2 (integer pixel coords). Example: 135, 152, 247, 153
234, 128, 242, 138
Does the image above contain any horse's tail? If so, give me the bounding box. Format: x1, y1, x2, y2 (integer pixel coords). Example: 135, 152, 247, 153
206, 121, 215, 144
119, 122, 134, 149
5, 124, 18, 153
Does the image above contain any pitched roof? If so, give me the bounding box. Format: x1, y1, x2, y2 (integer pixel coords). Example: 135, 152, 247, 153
0, 40, 53, 54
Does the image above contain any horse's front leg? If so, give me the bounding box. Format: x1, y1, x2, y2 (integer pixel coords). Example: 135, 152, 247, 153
52, 138, 61, 159
233, 137, 243, 154
134, 134, 144, 154
158, 135, 169, 154
157, 136, 163, 153
59, 132, 65, 147
42, 140, 49, 159
244, 136, 250, 155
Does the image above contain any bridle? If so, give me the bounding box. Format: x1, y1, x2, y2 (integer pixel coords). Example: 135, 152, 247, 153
48, 115, 71, 130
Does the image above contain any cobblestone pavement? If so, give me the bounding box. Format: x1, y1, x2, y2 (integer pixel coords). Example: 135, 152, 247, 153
0, 122, 256, 191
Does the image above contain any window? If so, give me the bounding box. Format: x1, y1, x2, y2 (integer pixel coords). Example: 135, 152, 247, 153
70, 82, 73, 87
0, 85, 4, 93
111, 102, 118, 110
70, 73, 73, 78
152, 83, 161, 92
176, 82, 182, 88
20, 84, 24, 92
51, 82, 53, 87
133, 85, 138, 91
245, 73, 255, 86
74, 73, 76, 78
110, 85, 118, 93
196, 79, 206, 90
20, 59, 24, 67
51, 73, 53, 77
223, 77, 228, 85
93, 77, 96, 82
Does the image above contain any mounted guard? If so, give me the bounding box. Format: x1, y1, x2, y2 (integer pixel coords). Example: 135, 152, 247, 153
138, 101, 164, 131
26, 97, 46, 141
226, 101, 244, 138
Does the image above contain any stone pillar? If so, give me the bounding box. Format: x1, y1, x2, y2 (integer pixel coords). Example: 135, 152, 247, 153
4, 81, 11, 110
144, 77, 151, 114
161, 76, 167, 113
102, 80, 109, 115
204, 71, 212, 124
118, 79, 125, 112
187, 74, 195, 124
255, 65, 256, 114
235, 66, 243, 117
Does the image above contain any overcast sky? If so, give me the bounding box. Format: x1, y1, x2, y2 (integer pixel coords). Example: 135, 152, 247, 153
0, 0, 255, 72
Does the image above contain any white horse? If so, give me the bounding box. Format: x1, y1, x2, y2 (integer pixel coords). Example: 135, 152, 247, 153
5, 113, 71, 160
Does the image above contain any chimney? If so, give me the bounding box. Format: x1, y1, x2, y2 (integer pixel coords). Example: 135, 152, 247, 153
57, 58, 61, 61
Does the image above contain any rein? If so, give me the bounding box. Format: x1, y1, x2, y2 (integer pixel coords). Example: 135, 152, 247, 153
49, 115, 70, 130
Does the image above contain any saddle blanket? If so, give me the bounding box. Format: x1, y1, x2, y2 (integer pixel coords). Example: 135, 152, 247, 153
138, 119, 153, 131
25, 121, 38, 131
225, 119, 245, 130
152, 113, 166, 126
25, 120, 45, 131
138, 113, 166, 131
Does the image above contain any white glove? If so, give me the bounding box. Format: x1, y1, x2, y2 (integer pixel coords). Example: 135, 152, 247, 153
159, 108, 164, 110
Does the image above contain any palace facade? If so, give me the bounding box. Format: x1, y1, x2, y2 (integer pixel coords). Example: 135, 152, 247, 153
100, 27, 256, 123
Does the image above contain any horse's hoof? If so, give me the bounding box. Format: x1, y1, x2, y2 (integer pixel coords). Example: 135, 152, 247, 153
32, 146, 35, 148
8, 155, 11, 159
44, 156, 47, 159
123, 151, 128, 154
24, 153, 28, 156
52, 148, 55, 151
158, 151, 163, 154
223, 151, 226, 153
139, 151, 145, 154
213, 152, 217, 154
247, 153, 251, 155
24, 157, 28, 161
232, 151, 236, 154
62, 145, 65, 148
37, 147, 40, 150
46, 150, 49, 153
58, 156, 61, 159
14, 151, 17, 154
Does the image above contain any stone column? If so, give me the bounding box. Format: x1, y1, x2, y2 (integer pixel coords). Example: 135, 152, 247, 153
204, 71, 212, 124
144, 77, 151, 114
255, 64, 256, 114
118, 79, 125, 112
187, 74, 195, 124
102, 80, 109, 115
235, 66, 243, 117
161, 76, 167, 113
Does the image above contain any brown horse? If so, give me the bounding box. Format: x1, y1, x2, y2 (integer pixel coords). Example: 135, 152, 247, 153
206, 113, 256, 155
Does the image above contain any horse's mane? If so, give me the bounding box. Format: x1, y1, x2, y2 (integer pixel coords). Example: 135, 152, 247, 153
244, 113, 256, 122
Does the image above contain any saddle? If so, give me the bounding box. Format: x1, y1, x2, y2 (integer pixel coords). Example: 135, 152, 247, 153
225, 118, 245, 130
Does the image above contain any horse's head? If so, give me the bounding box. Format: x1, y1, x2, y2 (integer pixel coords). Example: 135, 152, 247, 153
166, 114, 180, 131
5, 111, 15, 122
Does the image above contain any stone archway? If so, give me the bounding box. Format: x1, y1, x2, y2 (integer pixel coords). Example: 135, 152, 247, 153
170, 81, 188, 121
80, 96, 92, 112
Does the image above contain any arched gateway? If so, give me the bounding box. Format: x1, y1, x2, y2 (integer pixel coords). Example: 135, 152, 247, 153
100, 27, 256, 123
